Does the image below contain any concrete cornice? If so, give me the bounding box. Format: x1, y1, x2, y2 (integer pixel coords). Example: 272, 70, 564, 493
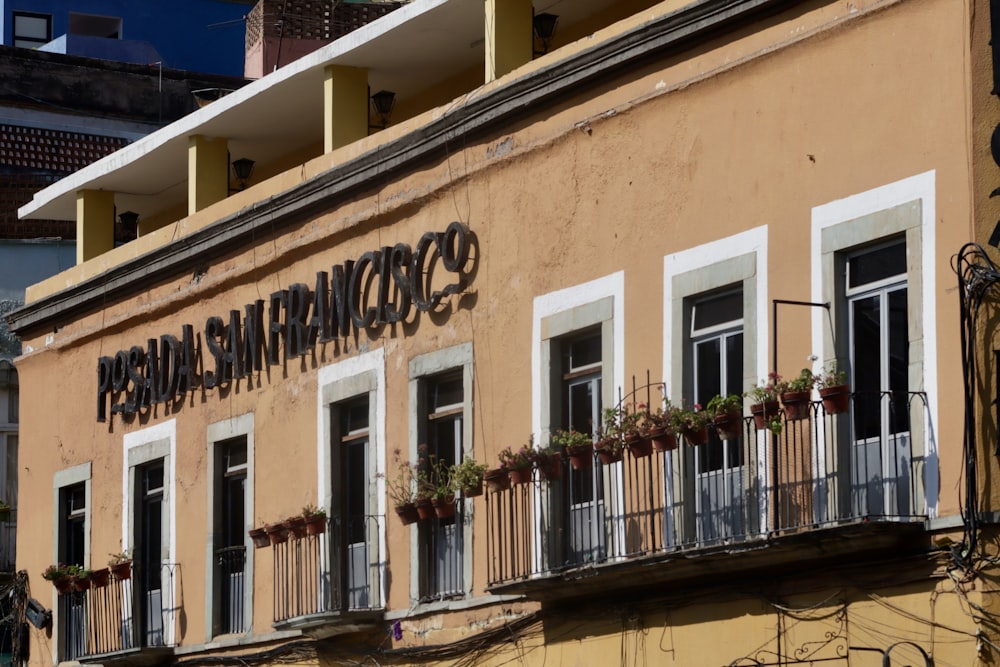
8, 0, 796, 337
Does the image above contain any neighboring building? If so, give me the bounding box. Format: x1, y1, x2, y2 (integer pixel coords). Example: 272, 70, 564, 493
8, 0, 1000, 665
1, 0, 254, 76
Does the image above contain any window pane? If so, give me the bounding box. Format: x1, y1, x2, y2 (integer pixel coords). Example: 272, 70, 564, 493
14, 15, 49, 40
851, 294, 881, 439
567, 332, 601, 371
848, 241, 905, 288
694, 338, 721, 406
888, 288, 910, 433
693, 292, 742, 331
5, 435, 16, 504
432, 375, 463, 410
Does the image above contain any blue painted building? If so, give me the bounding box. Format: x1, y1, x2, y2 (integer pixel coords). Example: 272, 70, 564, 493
1, 0, 253, 76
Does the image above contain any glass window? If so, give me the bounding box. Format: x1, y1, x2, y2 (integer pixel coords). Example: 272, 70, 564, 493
333, 398, 374, 610
12, 12, 51, 49
419, 372, 464, 600
690, 289, 744, 542
214, 439, 246, 635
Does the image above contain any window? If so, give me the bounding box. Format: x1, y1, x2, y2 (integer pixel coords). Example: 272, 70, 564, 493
68, 13, 121, 39
846, 240, 911, 516
207, 414, 253, 637
214, 439, 247, 635
689, 290, 744, 542
53, 463, 91, 661
418, 373, 464, 600
409, 343, 474, 604
535, 284, 619, 570
665, 232, 764, 546
123, 423, 175, 649
555, 329, 605, 565
331, 397, 376, 609
12, 12, 51, 49
815, 177, 932, 517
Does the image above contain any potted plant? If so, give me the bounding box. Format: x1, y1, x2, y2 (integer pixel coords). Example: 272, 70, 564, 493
90, 567, 111, 588
484, 467, 510, 492
302, 504, 327, 535
532, 440, 562, 480
42, 564, 74, 594
745, 373, 781, 431
249, 526, 271, 548
284, 514, 308, 539
778, 368, 815, 421
670, 402, 711, 446
108, 551, 132, 580
595, 408, 624, 464
648, 401, 678, 452
386, 450, 419, 525
815, 362, 850, 415
706, 394, 743, 441
499, 439, 536, 484
553, 428, 594, 470
450, 458, 488, 497
266, 521, 290, 545
70, 566, 93, 592
621, 405, 653, 458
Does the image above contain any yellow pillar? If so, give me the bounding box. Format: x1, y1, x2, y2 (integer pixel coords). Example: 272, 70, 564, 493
75, 189, 115, 264
485, 0, 532, 82
324, 65, 369, 153
188, 135, 229, 215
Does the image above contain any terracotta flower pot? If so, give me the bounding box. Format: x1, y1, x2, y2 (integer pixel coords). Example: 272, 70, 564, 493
781, 391, 811, 421
484, 468, 510, 492
626, 434, 653, 458
415, 498, 434, 520
90, 568, 110, 588
110, 561, 132, 580
508, 466, 533, 485
649, 427, 677, 452
305, 514, 327, 535
713, 411, 743, 441
249, 527, 271, 548
53, 577, 72, 595
566, 442, 594, 469
266, 523, 289, 545
750, 401, 780, 430
683, 426, 709, 446
461, 480, 484, 497
819, 385, 850, 415
72, 575, 92, 592
395, 503, 420, 526
432, 495, 456, 519
537, 452, 562, 480
595, 440, 622, 464
284, 516, 307, 539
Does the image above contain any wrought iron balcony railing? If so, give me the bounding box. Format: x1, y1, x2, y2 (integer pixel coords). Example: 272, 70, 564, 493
487, 391, 929, 587
272, 515, 384, 625
0, 508, 16, 572
60, 562, 177, 661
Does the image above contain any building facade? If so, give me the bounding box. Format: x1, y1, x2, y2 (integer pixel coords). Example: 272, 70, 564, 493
8, 0, 1000, 665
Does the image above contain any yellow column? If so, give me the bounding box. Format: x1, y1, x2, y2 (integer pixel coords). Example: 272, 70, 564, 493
75, 189, 115, 264
485, 0, 532, 82
188, 135, 229, 215
324, 65, 369, 153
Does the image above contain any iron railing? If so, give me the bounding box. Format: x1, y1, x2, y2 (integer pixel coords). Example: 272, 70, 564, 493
417, 504, 465, 602
215, 545, 246, 635
273, 515, 383, 623
0, 509, 16, 572
61, 562, 177, 660
487, 391, 929, 586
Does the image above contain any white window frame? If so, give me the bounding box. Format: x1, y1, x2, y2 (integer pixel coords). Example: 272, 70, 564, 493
316, 349, 386, 610
811, 170, 937, 517
408, 343, 474, 606
664, 227, 767, 541
206, 413, 254, 639
532, 273, 624, 567
122, 419, 176, 647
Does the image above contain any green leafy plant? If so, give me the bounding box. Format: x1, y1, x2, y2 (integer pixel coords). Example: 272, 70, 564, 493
550, 429, 593, 450
107, 551, 131, 567
385, 449, 417, 508
498, 441, 536, 470
778, 368, 816, 394
302, 503, 326, 519
745, 373, 781, 404
814, 361, 847, 389
706, 394, 742, 417
450, 458, 487, 492
42, 564, 72, 581
669, 402, 711, 433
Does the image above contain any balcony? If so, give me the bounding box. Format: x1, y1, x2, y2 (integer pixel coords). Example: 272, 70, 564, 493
0, 509, 15, 573
487, 392, 930, 600
60, 562, 176, 662
271, 515, 384, 638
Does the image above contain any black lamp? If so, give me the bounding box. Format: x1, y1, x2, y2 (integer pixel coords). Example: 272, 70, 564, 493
370, 90, 396, 130
118, 210, 139, 238
533, 12, 559, 55
231, 158, 255, 190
